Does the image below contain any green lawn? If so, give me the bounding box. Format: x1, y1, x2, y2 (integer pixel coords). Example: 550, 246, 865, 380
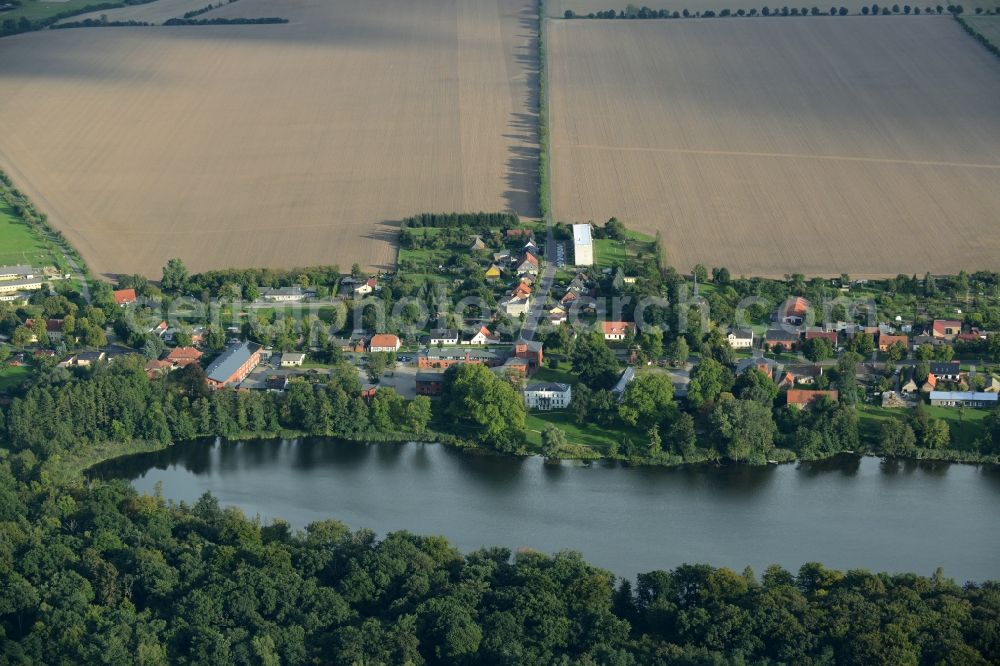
0, 199, 60, 269
858, 402, 990, 451
529, 364, 578, 386
0, 365, 31, 392
964, 16, 1000, 49
525, 409, 643, 452
593, 231, 657, 270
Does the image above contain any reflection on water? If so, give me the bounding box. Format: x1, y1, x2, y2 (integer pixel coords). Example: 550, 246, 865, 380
91, 438, 1000, 582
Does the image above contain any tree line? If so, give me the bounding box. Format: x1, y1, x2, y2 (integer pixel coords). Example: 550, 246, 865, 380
400, 211, 521, 230
162, 16, 288, 25
2, 356, 433, 460
565, 2, 974, 17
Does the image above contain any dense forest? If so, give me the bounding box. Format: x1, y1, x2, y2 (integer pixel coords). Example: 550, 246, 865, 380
0, 459, 998, 663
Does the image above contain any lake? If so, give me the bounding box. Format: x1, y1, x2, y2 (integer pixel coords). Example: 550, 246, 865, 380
92, 438, 1000, 582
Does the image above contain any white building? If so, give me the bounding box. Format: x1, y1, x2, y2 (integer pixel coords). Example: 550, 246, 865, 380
929, 391, 998, 408
572, 224, 593, 266
502, 295, 531, 317
463, 326, 500, 345
727, 329, 754, 349
280, 353, 306, 367
429, 329, 460, 345
523, 382, 572, 410
260, 287, 315, 302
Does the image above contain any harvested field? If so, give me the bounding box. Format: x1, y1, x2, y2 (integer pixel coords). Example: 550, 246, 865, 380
549, 17, 1000, 277
549, 1, 1000, 15
54, 0, 237, 25
0, 0, 539, 277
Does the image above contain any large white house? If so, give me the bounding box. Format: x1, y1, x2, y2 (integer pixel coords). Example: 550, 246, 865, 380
429, 329, 460, 345
572, 224, 593, 266
523, 382, 572, 410
727, 329, 754, 349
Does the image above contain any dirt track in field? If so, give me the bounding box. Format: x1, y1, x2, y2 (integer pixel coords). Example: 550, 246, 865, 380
549, 17, 1000, 277
0, 0, 539, 277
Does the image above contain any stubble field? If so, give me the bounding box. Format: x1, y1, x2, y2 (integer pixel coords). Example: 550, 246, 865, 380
0, 0, 539, 277
549, 0, 1000, 15
549, 17, 1000, 277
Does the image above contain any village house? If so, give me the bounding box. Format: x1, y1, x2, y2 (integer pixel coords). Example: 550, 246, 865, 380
878, 333, 909, 353
145, 359, 172, 379
602, 321, 635, 341
415, 370, 446, 396
330, 335, 367, 353
369, 333, 401, 353
353, 278, 378, 296
929, 391, 998, 408
59, 350, 107, 368
259, 286, 316, 302
463, 326, 499, 345
548, 305, 567, 325
779, 365, 822, 388
786, 389, 839, 410
765, 329, 799, 350
485, 264, 502, 280
280, 352, 306, 367
931, 319, 962, 340
505, 228, 533, 241
502, 294, 531, 317
780, 297, 810, 326
726, 328, 753, 349
922, 373, 938, 393
165, 346, 203, 368
25, 318, 64, 343
493, 250, 511, 264
516, 252, 540, 275
911, 334, 948, 350
113, 288, 137, 306
736, 357, 778, 379
469, 235, 487, 251
429, 329, 460, 346
523, 382, 572, 411
804, 329, 839, 349
204, 341, 262, 389
929, 361, 961, 383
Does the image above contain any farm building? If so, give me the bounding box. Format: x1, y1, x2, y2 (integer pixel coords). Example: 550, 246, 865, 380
572, 223, 593, 266
259, 287, 316, 302
204, 341, 262, 389
113, 289, 137, 306
0, 265, 36, 280
929, 392, 998, 408
0, 277, 44, 295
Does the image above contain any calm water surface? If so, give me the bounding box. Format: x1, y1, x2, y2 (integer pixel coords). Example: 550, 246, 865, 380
93, 438, 1000, 581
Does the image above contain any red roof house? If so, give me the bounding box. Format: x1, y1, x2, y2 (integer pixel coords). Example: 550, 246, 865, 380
786, 389, 838, 409
369, 333, 401, 353
602, 321, 635, 341
113, 288, 137, 306
932, 319, 962, 340
166, 346, 204, 368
